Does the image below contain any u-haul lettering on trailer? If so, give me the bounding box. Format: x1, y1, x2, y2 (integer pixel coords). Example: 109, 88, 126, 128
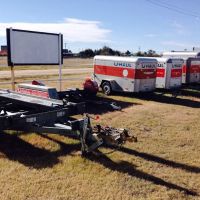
172, 64, 182, 68
114, 62, 132, 67
17, 88, 49, 98
157, 63, 164, 68
141, 64, 156, 69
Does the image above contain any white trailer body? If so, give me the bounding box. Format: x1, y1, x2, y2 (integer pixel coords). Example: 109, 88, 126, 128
162, 51, 200, 84
185, 57, 200, 83
93, 56, 157, 93
155, 58, 183, 89
162, 51, 200, 59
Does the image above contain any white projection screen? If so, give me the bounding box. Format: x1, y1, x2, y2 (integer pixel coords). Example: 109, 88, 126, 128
6, 28, 63, 66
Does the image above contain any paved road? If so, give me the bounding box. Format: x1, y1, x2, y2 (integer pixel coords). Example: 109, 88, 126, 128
0, 68, 93, 79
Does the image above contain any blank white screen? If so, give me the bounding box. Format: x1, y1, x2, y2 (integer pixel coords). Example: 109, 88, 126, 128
10, 30, 61, 65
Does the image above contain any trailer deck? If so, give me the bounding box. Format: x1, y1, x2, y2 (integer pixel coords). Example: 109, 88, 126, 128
0, 89, 135, 155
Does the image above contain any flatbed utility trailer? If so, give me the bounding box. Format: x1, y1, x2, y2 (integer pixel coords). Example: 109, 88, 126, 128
0, 89, 135, 155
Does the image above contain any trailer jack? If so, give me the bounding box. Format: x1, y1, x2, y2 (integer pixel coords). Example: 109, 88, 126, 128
79, 114, 137, 156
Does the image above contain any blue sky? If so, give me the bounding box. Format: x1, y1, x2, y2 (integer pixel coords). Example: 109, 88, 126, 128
0, 0, 200, 53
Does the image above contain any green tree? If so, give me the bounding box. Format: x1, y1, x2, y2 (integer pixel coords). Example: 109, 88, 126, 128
79, 49, 94, 58
125, 50, 131, 56
135, 51, 144, 56
147, 49, 156, 57
99, 46, 114, 55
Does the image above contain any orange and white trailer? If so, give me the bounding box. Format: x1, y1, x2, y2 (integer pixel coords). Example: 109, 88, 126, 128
155, 57, 183, 89
93, 56, 157, 95
162, 51, 200, 84
185, 57, 200, 83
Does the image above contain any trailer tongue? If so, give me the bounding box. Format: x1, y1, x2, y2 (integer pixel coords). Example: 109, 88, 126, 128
0, 88, 136, 156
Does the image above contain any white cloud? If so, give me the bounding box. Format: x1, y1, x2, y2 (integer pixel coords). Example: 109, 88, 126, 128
0, 18, 111, 43
144, 34, 158, 38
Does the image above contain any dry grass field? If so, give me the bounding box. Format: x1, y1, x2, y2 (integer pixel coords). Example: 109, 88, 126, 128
0, 58, 200, 200
0, 56, 93, 71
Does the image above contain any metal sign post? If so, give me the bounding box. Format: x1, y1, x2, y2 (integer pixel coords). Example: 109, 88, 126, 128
58, 33, 62, 91
8, 28, 15, 91
10, 64, 15, 91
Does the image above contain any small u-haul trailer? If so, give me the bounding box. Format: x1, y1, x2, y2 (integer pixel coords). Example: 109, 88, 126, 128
155, 57, 183, 89
162, 51, 200, 84
93, 56, 157, 95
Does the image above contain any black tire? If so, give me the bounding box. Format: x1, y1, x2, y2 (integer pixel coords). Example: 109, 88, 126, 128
102, 82, 112, 95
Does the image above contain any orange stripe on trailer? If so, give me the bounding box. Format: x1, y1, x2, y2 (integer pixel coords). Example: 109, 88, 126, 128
156, 68, 165, 78
94, 65, 135, 79
182, 65, 186, 74
189, 65, 200, 73
135, 69, 156, 79
94, 65, 156, 79
182, 64, 200, 73
171, 68, 182, 78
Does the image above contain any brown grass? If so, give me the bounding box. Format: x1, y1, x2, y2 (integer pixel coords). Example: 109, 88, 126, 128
0, 60, 200, 200
0, 73, 90, 90
0, 57, 93, 71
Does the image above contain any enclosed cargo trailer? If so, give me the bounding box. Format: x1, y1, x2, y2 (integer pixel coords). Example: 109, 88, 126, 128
93, 56, 157, 95
155, 57, 183, 89
162, 51, 200, 84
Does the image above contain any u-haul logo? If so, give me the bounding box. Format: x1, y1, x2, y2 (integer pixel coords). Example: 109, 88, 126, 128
114, 62, 131, 67
141, 64, 156, 69
158, 63, 164, 68
172, 64, 182, 68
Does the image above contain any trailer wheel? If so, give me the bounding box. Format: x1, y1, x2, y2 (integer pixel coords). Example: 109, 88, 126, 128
102, 82, 112, 95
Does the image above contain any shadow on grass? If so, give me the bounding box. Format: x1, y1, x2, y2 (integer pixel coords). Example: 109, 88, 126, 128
181, 84, 200, 99
111, 91, 200, 108
86, 151, 198, 196
0, 131, 80, 169
85, 96, 141, 115
0, 131, 198, 195
117, 146, 200, 174
58, 91, 141, 115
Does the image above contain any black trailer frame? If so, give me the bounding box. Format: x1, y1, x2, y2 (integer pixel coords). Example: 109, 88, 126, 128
0, 89, 135, 155
0, 89, 101, 154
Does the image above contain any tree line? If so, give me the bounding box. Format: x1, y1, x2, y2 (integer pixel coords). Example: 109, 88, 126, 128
76, 46, 160, 58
